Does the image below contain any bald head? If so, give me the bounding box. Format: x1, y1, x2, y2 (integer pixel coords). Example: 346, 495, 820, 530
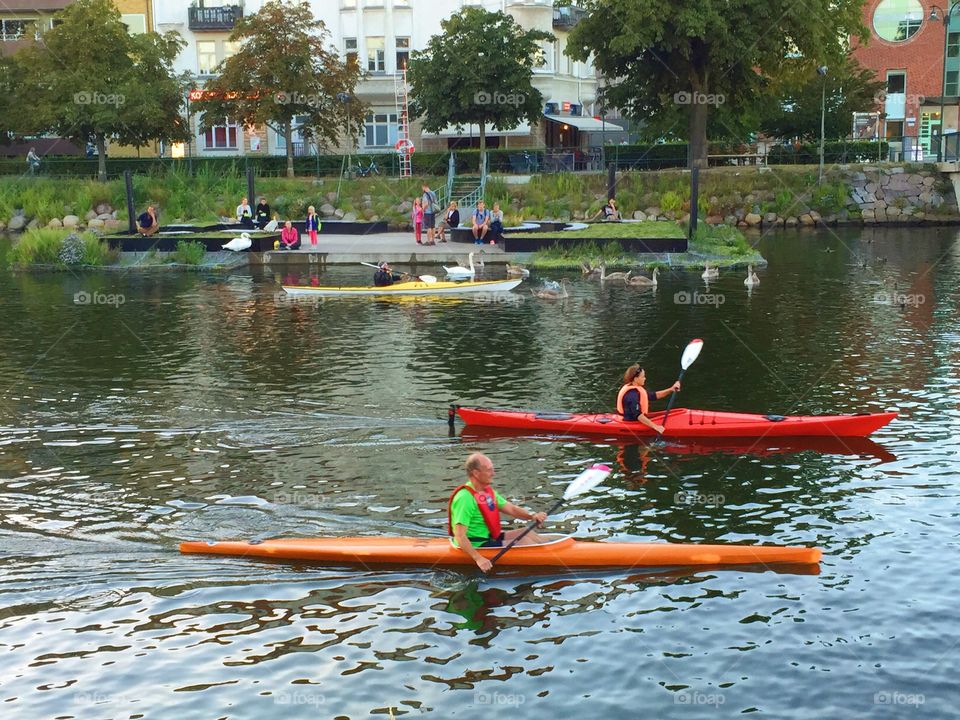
465, 452, 494, 478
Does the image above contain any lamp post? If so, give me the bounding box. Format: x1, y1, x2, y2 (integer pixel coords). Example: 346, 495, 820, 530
930, 3, 960, 162
817, 65, 828, 185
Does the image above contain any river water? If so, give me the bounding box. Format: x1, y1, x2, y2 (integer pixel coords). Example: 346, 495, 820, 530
0, 226, 957, 718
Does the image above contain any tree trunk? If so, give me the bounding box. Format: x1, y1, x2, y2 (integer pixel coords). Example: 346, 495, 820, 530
479, 121, 486, 175
96, 135, 107, 182
285, 121, 294, 178
688, 99, 709, 170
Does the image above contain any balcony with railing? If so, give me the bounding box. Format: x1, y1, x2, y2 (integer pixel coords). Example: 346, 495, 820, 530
553, 6, 586, 29
188, 5, 243, 32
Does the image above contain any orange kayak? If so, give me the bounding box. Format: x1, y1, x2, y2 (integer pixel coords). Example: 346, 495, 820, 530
179, 534, 821, 569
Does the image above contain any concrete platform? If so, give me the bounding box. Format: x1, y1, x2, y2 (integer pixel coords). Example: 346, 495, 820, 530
253, 231, 510, 266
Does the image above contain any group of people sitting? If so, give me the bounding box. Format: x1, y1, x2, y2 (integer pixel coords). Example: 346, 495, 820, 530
449, 362, 680, 570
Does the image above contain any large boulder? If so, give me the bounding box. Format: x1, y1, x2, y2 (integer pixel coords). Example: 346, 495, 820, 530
62, 215, 80, 228
47, 218, 63, 229
7, 214, 27, 231
745, 212, 762, 226
632, 210, 647, 221
342, 211, 358, 222
763, 212, 779, 226
799, 213, 815, 226
88, 218, 105, 229
333, 208, 345, 219
319, 203, 336, 216
26, 218, 39, 230
644, 206, 661, 218
784, 216, 799, 227
94, 202, 113, 215
85, 210, 97, 221
96, 213, 112, 222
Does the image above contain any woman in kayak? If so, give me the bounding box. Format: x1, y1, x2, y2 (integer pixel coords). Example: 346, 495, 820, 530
449, 452, 547, 573
617, 364, 680, 433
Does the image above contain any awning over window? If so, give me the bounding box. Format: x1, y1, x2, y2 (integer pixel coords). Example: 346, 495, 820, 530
543, 114, 623, 132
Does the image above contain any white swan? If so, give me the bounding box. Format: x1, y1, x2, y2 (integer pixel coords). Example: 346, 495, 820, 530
531, 279, 569, 299
702, 263, 719, 280
223, 232, 252, 252
744, 265, 759, 287
443, 252, 476, 279
626, 267, 659, 286
506, 263, 530, 278
600, 263, 631, 282
263, 219, 278, 232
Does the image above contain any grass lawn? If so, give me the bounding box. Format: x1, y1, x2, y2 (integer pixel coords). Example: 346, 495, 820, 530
520, 220, 684, 240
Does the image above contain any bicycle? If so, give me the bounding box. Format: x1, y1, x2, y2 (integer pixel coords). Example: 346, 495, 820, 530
355, 159, 380, 177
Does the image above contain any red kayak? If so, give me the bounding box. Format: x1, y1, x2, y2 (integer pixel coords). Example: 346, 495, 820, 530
455, 406, 896, 439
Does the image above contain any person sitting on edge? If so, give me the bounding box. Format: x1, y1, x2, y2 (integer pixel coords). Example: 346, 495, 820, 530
255, 197, 271, 228
591, 198, 621, 222
471, 200, 491, 245
489, 202, 504, 245
136, 205, 159, 237
373, 261, 405, 287
236, 196, 253, 228
279, 220, 300, 250
616, 364, 681, 434
437, 201, 459, 243
449, 452, 548, 573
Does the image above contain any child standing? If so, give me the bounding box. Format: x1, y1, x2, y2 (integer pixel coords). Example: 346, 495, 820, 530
305, 206, 320, 246
412, 198, 424, 244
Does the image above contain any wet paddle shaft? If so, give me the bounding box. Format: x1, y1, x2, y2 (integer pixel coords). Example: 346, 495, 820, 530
659, 339, 704, 435
489, 463, 611, 566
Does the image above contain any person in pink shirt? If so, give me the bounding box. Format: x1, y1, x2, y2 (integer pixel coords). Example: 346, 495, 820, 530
412, 197, 424, 244
279, 220, 300, 250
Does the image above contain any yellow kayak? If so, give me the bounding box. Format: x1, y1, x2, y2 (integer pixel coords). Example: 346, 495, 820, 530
282, 277, 523, 296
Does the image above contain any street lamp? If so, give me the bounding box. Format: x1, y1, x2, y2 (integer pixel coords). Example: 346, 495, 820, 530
929, 3, 960, 162
817, 65, 828, 185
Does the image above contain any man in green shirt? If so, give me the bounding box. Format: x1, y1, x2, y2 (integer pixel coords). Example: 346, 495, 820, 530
448, 452, 547, 573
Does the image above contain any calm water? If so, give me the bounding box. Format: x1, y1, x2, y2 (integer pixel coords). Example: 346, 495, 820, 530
0, 227, 957, 718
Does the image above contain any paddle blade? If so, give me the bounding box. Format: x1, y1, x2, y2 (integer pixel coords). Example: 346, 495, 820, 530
680, 339, 704, 370
562, 463, 611, 500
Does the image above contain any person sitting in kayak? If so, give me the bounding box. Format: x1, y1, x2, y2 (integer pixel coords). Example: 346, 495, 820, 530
373, 262, 406, 286
449, 452, 547, 573
617, 364, 680, 434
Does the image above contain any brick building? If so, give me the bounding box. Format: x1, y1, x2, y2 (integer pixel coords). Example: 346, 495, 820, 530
851, 0, 958, 159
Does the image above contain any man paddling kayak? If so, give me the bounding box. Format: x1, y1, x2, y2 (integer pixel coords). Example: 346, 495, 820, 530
617, 364, 681, 433
449, 453, 547, 573
373, 262, 408, 286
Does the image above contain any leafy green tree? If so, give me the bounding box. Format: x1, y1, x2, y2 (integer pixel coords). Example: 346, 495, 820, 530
407, 7, 552, 168
0, 55, 26, 145
565, 0, 866, 167
193, 0, 363, 178
13, 0, 186, 180
758, 56, 884, 141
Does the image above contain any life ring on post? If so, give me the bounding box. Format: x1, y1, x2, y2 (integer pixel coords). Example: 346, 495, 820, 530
394, 138, 415, 155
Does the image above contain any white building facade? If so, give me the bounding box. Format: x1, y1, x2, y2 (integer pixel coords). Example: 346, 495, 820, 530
151, 0, 606, 159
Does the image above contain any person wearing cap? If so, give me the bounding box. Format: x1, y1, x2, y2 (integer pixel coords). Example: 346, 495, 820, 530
373, 261, 406, 287
616, 364, 680, 433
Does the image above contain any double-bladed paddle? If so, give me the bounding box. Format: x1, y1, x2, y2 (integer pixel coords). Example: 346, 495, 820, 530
487, 463, 611, 568
657, 339, 704, 440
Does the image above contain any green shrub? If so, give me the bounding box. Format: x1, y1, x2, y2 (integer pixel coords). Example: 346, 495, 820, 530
9, 228, 112, 267
691, 223, 753, 258
660, 190, 683, 213
173, 240, 206, 265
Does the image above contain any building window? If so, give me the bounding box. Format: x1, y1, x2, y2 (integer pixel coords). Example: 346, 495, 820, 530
223, 40, 242, 60
947, 71, 959, 96
396, 37, 409, 72
887, 72, 906, 94
204, 120, 239, 150
1, 18, 37, 41
198, 41, 218, 74
873, 0, 923, 42
345, 37, 358, 67
120, 13, 146, 34
367, 37, 385, 72
364, 112, 398, 147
